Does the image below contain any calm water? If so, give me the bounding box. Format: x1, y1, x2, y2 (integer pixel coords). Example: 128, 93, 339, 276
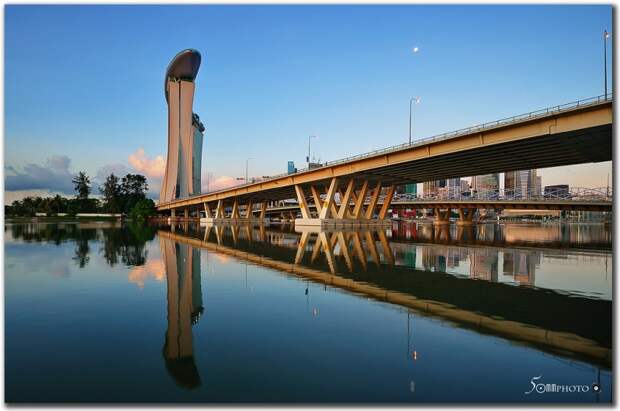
5, 221, 612, 403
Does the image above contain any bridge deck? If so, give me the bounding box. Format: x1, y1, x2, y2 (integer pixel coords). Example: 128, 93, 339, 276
158, 97, 612, 212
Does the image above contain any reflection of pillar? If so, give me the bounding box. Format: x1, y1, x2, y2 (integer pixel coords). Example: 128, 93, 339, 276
433, 224, 450, 242
433, 208, 451, 225
456, 225, 474, 243
160, 236, 204, 389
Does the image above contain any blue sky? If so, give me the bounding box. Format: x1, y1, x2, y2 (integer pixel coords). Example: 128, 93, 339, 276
4, 4, 613, 201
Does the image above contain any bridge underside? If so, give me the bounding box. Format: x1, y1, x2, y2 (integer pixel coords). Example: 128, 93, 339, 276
202, 123, 610, 205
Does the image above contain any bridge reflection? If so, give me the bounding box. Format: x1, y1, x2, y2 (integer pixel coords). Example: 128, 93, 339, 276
392, 221, 611, 251
158, 222, 611, 375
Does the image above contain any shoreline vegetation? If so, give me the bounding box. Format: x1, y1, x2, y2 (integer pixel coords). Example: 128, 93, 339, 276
5, 171, 156, 221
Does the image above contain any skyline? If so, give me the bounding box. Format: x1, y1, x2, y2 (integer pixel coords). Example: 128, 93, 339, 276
4, 4, 613, 203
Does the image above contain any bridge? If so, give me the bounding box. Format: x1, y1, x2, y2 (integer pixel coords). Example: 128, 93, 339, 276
249, 186, 612, 225
156, 50, 612, 227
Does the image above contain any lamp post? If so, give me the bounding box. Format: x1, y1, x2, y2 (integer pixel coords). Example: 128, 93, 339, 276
245, 157, 254, 184
409, 97, 420, 144
307, 135, 316, 166
604, 30, 610, 99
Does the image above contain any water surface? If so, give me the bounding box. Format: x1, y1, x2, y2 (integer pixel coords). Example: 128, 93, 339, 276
5, 221, 612, 403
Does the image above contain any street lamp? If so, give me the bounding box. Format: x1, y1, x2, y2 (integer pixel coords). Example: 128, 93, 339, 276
409, 97, 420, 144
307, 135, 317, 166
604, 30, 610, 99
245, 157, 254, 184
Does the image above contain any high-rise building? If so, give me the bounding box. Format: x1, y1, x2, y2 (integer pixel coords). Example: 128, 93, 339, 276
447, 178, 461, 198
460, 179, 470, 194
423, 179, 446, 197
534, 175, 542, 197
405, 183, 417, 196
160, 49, 205, 203
191, 113, 205, 195
504, 169, 539, 198
472, 174, 499, 197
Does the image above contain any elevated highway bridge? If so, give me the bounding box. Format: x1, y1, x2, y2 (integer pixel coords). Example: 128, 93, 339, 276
249, 187, 612, 224
157, 95, 612, 227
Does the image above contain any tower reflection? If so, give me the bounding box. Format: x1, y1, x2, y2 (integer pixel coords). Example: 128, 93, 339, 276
160, 235, 204, 389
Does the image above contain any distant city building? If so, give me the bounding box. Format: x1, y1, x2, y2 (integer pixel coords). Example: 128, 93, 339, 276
544, 184, 570, 198
423, 178, 463, 198
423, 180, 446, 197
460, 179, 470, 194
472, 174, 499, 197
287, 161, 296, 174
534, 175, 542, 196
447, 178, 461, 197
504, 169, 539, 198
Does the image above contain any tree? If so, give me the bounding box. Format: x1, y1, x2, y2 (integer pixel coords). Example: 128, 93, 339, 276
49, 195, 68, 215
128, 198, 156, 221
72, 171, 91, 212
100, 173, 123, 213
21, 197, 37, 217
121, 174, 149, 213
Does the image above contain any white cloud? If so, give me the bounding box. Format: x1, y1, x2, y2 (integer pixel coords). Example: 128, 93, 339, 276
128, 148, 165, 179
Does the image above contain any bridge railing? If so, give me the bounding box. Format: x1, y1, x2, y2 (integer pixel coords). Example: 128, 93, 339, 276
389, 187, 612, 203
305, 94, 613, 173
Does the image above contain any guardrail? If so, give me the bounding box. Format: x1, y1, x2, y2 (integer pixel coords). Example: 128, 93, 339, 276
390, 187, 612, 203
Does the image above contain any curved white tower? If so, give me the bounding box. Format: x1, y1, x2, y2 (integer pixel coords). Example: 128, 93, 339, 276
160, 49, 205, 203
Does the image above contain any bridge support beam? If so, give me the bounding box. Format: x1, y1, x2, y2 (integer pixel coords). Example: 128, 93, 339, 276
200, 198, 269, 224
294, 178, 394, 228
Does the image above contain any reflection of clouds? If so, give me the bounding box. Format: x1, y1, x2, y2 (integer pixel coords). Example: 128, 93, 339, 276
6, 244, 73, 278
212, 254, 231, 265
128, 258, 166, 289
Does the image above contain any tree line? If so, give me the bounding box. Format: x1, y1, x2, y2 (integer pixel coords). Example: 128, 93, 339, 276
5, 172, 156, 219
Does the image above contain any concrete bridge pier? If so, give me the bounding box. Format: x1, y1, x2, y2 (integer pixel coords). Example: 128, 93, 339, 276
293, 177, 394, 228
